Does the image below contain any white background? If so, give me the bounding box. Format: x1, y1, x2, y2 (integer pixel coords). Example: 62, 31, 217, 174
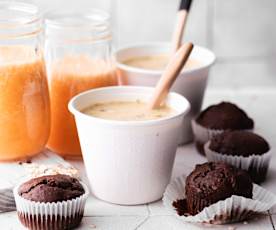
4, 0, 276, 91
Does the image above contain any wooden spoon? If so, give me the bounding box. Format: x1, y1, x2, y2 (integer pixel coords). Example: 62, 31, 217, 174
148, 42, 194, 109
171, 0, 193, 52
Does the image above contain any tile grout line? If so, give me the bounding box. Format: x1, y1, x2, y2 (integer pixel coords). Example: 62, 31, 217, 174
215, 55, 276, 63
206, 0, 215, 50
83, 215, 147, 218
134, 204, 151, 230
268, 211, 275, 230
206, 88, 276, 94
83, 214, 175, 218
134, 216, 150, 230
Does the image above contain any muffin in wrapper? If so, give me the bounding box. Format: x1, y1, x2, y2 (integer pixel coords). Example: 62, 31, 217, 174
191, 102, 254, 155
191, 119, 224, 155
13, 182, 89, 230
191, 120, 253, 155
163, 175, 276, 224
205, 141, 272, 183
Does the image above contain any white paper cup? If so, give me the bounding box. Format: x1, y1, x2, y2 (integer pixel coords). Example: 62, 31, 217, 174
13, 181, 89, 230
69, 86, 190, 205
163, 175, 276, 224
115, 42, 215, 144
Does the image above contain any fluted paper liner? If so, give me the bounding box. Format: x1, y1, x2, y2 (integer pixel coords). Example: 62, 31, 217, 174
191, 120, 253, 153
163, 175, 276, 224
13, 181, 89, 229
205, 141, 271, 183
191, 119, 224, 145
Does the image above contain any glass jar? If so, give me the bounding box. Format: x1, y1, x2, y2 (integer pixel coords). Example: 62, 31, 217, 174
0, 2, 50, 161
45, 9, 118, 158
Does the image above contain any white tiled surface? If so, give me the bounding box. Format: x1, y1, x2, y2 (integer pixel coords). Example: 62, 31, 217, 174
1, 90, 276, 229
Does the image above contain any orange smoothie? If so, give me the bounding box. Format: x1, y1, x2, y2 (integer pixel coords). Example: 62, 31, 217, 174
47, 55, 118, 157
0, 46, 50, 161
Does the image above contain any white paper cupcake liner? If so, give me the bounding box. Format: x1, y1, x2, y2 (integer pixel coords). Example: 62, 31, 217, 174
191, 120, 253, 154
13, 181, 89, 229
191, 119, 224, 145
205, 141, 272, 183
163, 174, 276, 224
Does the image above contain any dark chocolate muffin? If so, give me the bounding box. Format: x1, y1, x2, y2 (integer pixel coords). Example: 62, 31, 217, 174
193, 102, 254, 155
196, 102, 254, 130
16, 174, 87, 230
185, 162, 253, 215
19, 174, 85, 202
209, 131, 270, 157
207, 131, 270, 183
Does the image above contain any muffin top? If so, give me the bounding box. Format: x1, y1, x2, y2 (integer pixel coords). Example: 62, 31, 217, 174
18, 174, 85, 202
185, 162, 253, 201
196, 102, 254, 130
209, 131, 270, 156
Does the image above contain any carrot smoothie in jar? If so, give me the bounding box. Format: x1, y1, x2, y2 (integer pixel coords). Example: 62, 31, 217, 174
0, 2, 50, 161
47, 55, 117, 157
45, 9, 117, 158
0, 46, 50, 161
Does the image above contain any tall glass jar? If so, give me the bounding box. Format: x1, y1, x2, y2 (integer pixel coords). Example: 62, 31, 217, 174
0, 2, 50, 161
45, 10, 118, 158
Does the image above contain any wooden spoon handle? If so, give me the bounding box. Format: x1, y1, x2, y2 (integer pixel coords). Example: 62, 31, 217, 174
148, 42, 194, 110
171, 0, 193, 52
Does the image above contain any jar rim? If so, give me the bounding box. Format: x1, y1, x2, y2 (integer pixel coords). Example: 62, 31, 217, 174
0, 1, 41, 27
45, 9, 110, 30
45, 9, 111, 43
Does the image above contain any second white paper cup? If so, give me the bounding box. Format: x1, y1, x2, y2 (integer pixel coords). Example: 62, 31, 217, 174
116, 43, 215, 144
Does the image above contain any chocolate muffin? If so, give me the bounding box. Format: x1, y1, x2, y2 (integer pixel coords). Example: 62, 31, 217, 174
207, 131, 270, 183
209, 131, 269, 156
19, 174, 85, 202
185, 162, 253, 215
196, 102, 254, 130
192, 102, 254, 155
14, 174, 88, 230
